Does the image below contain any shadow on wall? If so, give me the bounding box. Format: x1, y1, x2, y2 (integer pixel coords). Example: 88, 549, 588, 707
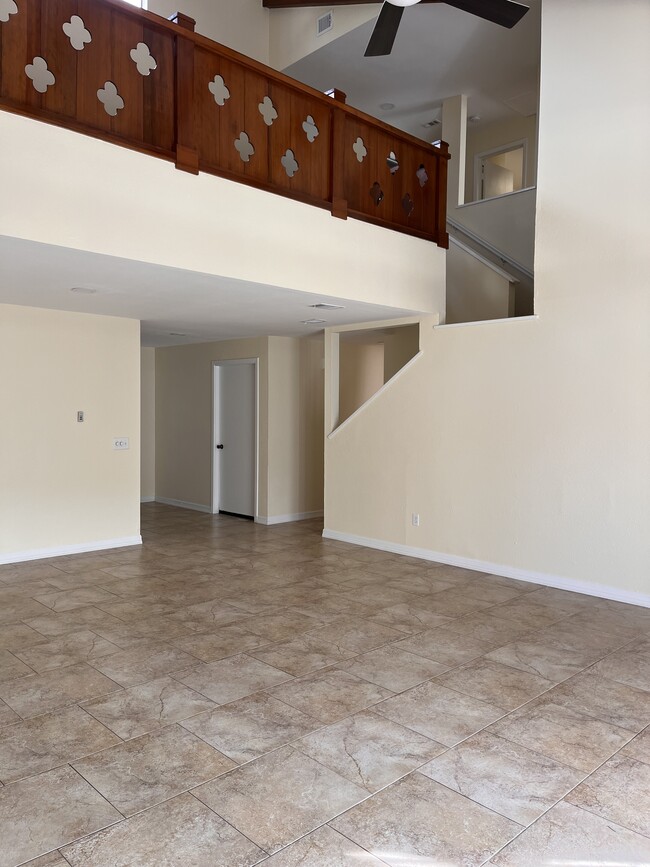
339, 323, 419, 424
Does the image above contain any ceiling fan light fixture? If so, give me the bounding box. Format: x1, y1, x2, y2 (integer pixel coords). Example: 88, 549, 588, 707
386, 0, 421, 6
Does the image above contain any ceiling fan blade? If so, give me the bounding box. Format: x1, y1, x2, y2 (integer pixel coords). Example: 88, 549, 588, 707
443, 0, 529, 28
365, 2, 405, 57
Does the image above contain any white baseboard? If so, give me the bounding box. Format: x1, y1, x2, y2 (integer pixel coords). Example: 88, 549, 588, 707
140, 496, 155, 504
0, 535, 142, 566
155, 497, 212, 514
322, 528, 650, 609
257, 510, 324, 526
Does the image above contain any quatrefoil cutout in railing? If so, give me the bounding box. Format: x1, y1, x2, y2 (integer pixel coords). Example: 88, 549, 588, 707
97, 81, 124, 117
353, 136, 367, 163
130, 42, 157, 76
258, 96, 278, 127
0, 0, 18, 23
25, 57, 55, 94
416, 164, 429, 188
208, 74, 230, 107
235, 132, 255, 163
62, 16, 91, 51
281, 149, 299, 178
302, 115, 319, 143
402, 193, 414, 217
387, 151, 400, 175
370, 181, 384, 206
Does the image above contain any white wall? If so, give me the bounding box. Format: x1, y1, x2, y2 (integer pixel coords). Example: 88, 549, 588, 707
324, 0, 650, 604
148, 0, 270, 64
141, 347, 156, 501
0, 305, 141, 562
465, 114, 538, 203
446, 243, 514, 323
339, 341, 385, 425
271, 6, 376, 71
0, 112, 445, 317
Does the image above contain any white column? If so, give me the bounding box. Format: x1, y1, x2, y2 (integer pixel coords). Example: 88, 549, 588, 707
442, 94, 468, 209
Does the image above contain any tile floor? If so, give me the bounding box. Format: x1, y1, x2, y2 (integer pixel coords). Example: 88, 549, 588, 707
0, 504, 649, 866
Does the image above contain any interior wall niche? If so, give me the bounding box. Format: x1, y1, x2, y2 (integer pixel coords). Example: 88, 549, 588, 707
337, 323, 420, 425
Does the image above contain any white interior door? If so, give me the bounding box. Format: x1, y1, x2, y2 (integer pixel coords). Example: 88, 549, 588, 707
213, 361, 256, 518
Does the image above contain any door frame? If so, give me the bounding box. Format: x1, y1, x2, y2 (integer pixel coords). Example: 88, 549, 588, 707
211, 358, 259, 519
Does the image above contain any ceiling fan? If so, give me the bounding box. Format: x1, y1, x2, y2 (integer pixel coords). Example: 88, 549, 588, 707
263, 1, 530, 57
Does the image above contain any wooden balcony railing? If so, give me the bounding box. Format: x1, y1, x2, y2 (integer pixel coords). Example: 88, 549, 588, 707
0, 0, 449, 247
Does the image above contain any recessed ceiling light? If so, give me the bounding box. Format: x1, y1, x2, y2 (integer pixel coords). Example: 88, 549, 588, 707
469, 115, 481, 123
70, 287, 98, 295
302, 319, 327, 325
380, 102, 395, 111
169, 332, 188, 337
310, 303, 345, 310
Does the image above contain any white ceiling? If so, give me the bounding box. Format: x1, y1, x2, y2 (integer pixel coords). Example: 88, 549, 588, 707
0, 236, 421, 347
285, 0, 541, 140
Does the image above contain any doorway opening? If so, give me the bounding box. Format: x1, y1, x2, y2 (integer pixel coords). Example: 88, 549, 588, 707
475, 141, 527, 201
212, 359, 258, 519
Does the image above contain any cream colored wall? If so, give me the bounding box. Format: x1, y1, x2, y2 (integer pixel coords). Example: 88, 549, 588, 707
383, 325, 420, 382
0, 112, 445, 317
339, 342, 385, 424
465, 115, 538, 203
271, 6, 377, 71
0, 305, 141, 561
155, 335, 323, 519
140, 347, 156, 501
446, 243, 514, 323
148, 0, 270, 64
325, 0, 650, 601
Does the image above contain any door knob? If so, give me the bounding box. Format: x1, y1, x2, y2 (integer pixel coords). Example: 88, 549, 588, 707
216, 444, 224, 449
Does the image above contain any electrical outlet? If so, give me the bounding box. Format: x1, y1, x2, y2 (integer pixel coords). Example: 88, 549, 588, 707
412, 513, 420, 527
113, 437, 129, 450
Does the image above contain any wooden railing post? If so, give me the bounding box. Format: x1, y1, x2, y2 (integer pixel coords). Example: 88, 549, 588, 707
170, 12, 199, 175
328, 89, 348, 221
436, 141, 450, 248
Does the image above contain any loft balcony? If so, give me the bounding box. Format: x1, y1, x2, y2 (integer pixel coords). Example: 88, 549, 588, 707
0, 0, 449, 247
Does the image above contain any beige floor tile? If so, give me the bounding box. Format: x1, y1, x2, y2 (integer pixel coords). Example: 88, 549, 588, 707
535, 619, 632, 654
0, 704, 121, 783
181, 692, 320, 762
375, 681, 506, 746
364, 602, 453, 634
62, 792, 265, 866
25, 607, 129, 639
259, 825, 386, 866
339, 645, 448, 692
0, 649, 34, 683
435, 658, 555, 710
243, 609, 329, 642
250, 633, 354, 676
331, 773, 522, 867
0, 598, 54, 625
170, 625, 269, 662
485, 634, 602, 682
23, 852, 69, 866
0, 624, 48, 652
0, 663, 121, 718
14, 629, 121, 673
488, 597, 571, 628
295, 710, 445, 792
0, 765, 122, 867
559, 608, 648, 639
591, 639, 650, 692
81, 675, 217, 739
167, 599, 252, 630
0, 698, 20, 726
566, 754, 650, 836
305, 617, 403, 654
194, 745, 368, 853
73, 724, 235, 816
442, 612, 534, 644
491, 698, 634, 772
394, 626, 496, 666
547, 670, 650, 731
489, 801, 650, 866
622, 726, 650, 764
409, 589, 492, 618
174, 653, 291, 705
420, 730, 582, 825
458, 581, 527, 605
35, 586, 120, 612
97, 599, 177, 621
90, 642, 200, 688
335, 587, 420, 612
269, 670, 393, 724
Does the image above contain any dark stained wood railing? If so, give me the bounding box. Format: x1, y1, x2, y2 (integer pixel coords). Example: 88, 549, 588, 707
0, 0, 449, 247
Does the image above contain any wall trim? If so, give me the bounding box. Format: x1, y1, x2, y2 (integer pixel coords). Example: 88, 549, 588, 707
257, 510, 324, 526
155, 497, 212, 514
140, 496, 155, 503
0, 536, 143, 566
322, 528, 650, 609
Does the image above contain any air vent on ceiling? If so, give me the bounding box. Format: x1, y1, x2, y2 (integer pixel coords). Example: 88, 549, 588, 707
317, 11, 333, 38
310, 303, 345, 310
422, 119, 441, 129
